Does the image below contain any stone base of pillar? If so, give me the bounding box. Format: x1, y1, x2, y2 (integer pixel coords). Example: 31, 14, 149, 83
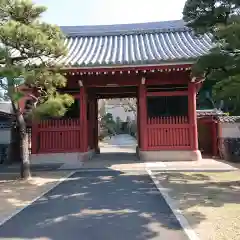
30, 150, 95, 166
139, 150, 202, 162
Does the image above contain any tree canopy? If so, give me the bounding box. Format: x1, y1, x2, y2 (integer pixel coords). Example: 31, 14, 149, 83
183, 0, 240, 114
0, 0, 73, 119
0, 0, 73, 178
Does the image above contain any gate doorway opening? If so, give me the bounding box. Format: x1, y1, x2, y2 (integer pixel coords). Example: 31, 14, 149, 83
98, 98, 138, 156
86, 86, 138, 157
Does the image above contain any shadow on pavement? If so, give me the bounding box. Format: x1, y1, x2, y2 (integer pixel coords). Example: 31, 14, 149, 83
0, 171, 189, 240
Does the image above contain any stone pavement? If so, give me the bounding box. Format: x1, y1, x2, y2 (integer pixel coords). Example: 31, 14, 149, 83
81, 134, 239, 172
145, 158, 239, 171
81, 153, 238, 172
99, 134, 137, 148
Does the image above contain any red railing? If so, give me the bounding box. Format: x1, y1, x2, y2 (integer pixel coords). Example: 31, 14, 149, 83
35, 119, 82, 153
147, 116, 189, 124
38, 119, 80, 129
147, 116, 191, 150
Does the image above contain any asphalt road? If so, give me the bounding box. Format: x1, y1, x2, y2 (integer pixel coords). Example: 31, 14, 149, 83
0, 171, 188, 240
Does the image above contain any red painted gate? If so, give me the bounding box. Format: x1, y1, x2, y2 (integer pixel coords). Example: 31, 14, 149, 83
146, 116, 191, 150
32, 119, 82, 154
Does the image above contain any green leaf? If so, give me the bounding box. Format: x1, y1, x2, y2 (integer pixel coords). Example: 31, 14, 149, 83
183, 0, 240, 114
12, 91, 25, 102
0, 0, 72, 117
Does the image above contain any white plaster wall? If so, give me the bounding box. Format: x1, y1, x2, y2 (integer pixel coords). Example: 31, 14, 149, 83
106, 105, 135, 121
219, 123, 240, 138
104, 98, 136, 121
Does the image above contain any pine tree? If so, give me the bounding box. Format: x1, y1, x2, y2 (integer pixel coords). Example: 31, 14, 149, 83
183, 0, 240, 114
0, 0, 73, 178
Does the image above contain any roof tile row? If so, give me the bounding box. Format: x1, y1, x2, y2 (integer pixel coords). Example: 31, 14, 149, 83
55, 20, 213, 68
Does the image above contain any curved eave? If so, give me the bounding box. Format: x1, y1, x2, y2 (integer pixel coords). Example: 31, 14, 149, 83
61, 60, 195, 72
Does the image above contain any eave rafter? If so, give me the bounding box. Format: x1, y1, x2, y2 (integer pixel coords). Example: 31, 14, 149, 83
62, 65, 192, 76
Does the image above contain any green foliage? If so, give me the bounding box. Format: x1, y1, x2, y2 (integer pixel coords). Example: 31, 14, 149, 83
11, 91, 24, 101
0, 0, 73, 118
33, 94, 74, 119
183, 0, 239, 34
183, 0, 240, 114
99, 113, 116, 138
102, 113, 114, 122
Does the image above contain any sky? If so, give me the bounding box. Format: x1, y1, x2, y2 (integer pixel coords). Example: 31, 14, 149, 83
0, 0, 187, 99
34, 0, 187, 26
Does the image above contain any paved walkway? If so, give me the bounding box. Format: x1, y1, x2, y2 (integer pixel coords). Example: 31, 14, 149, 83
0, 134, 238, 239
100, 134, 137, 148
0, 171, 188, 240
81, 134, 238, 172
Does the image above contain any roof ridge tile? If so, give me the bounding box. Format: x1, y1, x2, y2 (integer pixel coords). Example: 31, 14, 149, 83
61, 20, 189, 37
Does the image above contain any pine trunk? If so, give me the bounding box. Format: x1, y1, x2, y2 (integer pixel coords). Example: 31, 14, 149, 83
18, 115, 31, 179
11, 101, 31, 179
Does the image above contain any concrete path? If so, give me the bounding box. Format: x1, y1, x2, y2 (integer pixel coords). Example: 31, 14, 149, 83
101, 134, 137, 147
82, 134, 238, 172
0, 171, 188, 240
82, 134, 140, 170
99, 134, 137, 153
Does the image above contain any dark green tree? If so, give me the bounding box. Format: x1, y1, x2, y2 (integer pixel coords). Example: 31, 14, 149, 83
0, 0, 73, 178
101, 113, 116, 135
183, 0, 240, 114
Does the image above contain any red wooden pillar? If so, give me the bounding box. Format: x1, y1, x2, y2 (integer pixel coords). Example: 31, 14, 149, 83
137, 97, 140, 148
138, 83, 147, 150
87, 92, 94, 150
87, 97, 91, 149
80, 86, 88, 152
188, 82, 198, 150
94, 97, 100, 153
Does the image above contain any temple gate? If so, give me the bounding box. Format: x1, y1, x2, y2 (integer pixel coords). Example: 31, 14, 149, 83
26, 20, 213, 161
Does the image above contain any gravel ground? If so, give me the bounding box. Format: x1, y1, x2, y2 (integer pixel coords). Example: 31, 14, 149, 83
152, 171, 240, 240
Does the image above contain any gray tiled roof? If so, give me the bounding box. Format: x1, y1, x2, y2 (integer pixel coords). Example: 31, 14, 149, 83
217, 116, 240, 123
197, 109, 225, 117
55, 20, 213, 68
